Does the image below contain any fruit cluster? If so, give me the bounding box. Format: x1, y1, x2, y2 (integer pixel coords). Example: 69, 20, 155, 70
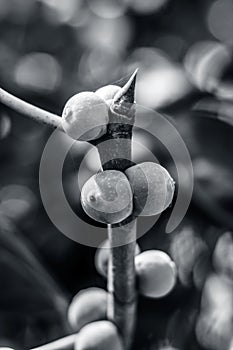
66, 245, 177, 349
60, 87, 177, 349
65, 248, 177, 349
62, 86, 175, 223
81, 162, 175, 224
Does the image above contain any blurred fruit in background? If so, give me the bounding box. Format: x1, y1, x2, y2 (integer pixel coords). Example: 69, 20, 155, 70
196, 273, 233, 350
184, 41, 233, 100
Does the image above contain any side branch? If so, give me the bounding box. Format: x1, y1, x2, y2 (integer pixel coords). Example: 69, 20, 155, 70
0, 87, 62, 130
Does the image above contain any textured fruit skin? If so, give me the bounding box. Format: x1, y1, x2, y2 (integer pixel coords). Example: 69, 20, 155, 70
125, 162, 175, 216
81, 170, 133, 224
75, 321, 123, 350
135, 250, 177, 298
62, 92, 109, 141
95, 85, 121, 102
95, 239, 141, 277
67, 288, 107, 331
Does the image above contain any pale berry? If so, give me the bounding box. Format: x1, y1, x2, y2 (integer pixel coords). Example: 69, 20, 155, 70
62, 92, 109, 141
95, 239, 141, 277
75, 321, 123, 350
81, 170, 133, 224
125, 162, 175, 216
135, 250, 177, 298
67, 287, 107, 331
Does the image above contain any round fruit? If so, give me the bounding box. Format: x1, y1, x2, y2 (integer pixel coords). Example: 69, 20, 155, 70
125, 162, 175, 216
95, 85, 121, 102
67, 287, 107, 331
135, 250, 177, 298
75, 321, 123, 350
81, 170, 133, 224
95, 239, 141, 277
62, 92, 109, 141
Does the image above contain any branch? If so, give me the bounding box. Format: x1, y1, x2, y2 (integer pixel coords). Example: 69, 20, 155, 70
95, 70, 138, 350
0, 87, 62, 130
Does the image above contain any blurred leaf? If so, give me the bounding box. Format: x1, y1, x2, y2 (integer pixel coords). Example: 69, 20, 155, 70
0, 214, 69, 348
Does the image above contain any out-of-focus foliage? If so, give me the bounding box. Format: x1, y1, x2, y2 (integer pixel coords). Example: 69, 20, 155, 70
0, 0, 233, 349
0, 214, 69, 349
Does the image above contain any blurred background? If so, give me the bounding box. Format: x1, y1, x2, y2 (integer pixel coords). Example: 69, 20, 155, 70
0, 0, 233, 349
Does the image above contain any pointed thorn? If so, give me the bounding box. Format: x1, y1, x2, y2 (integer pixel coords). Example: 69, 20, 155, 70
114, 68, 138, 104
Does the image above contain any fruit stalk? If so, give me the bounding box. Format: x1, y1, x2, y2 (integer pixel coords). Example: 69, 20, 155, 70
94, 70, 138, 349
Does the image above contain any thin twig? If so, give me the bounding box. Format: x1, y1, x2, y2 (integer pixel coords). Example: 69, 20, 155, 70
31, 334, 76, 350
0, 87, 62, 129
94, 70, 138, 349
